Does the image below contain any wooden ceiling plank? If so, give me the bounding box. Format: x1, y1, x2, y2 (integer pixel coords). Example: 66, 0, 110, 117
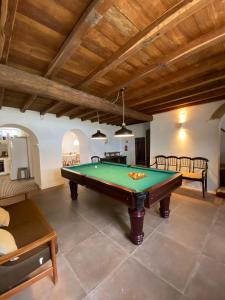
147, 95, 225, 115
0, 0, 18, 109
77, 0, 212, 89
0, 64, 152, 121
141, 85, 225, 110
44, 0, 112, 78
21, 0, 113, 112
107, 23, 225, 95
130, 69, 225, 108
145, 94, 225, 113
125, 52, 225, 102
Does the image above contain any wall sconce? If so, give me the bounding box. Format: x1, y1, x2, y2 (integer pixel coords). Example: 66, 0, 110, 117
178, 123, 186, 140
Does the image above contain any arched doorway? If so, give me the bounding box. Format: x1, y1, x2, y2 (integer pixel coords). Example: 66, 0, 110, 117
0, 124, 41, 187
62, 129, 90, 166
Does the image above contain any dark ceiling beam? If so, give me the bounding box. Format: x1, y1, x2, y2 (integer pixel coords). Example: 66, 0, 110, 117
125, 53, 225, 102
0, 64, 152, 121
40, 101, 62, 116
77, 0, 210, 89
0, 0, 18, 109
56, 106, 78, 118
145, 94, 225, 114
128, 68, 225, 107
210, 102, 225, 120
69, 108, 87, 120
81, 111, 98, 121
73, 110, 95, 120
107, 24, 225, 96
20, 0, 113, 113
139, 85, 225, 111
147, 96, 225, 115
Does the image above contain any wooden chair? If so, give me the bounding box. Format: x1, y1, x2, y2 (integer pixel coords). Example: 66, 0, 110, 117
167, 156, 178, 171
0, 199, 58, 299
180, 157, 208, 197
179, 156, 192, 172
91, 156, 101, 163
151, 155, 167, 170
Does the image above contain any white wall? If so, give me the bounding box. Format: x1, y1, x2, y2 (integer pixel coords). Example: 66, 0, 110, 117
151, 101, 225, 192
0, 107, 124, 189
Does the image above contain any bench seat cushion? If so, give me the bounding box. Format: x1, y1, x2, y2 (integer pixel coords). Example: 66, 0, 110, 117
182, 172, 202, 180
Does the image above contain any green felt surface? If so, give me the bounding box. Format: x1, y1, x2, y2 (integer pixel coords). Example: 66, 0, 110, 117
64, 162, 176, 192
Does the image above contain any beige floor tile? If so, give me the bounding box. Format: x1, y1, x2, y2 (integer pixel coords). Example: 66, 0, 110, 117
173, 200, 217, 227
203, 222, 225, 263
57, 215, 98, 254
11, 255, 86, 300
185, 255, 225, 300
65, 232, 127, 293
87, 257, 181, 300
157, 214, 208, 251
102, 214, 155, 253
134, 231, 199, 291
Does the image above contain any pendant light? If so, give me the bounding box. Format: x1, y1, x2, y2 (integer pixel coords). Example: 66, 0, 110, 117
91, 112, 107, 140
114, 88, 134, 138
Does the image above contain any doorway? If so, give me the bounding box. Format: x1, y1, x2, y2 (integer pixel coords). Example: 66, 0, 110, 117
62, 130, 80, 167
135, 137, 146, 165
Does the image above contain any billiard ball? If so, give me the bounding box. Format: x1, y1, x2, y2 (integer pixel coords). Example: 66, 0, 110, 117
95, 165, 98, 168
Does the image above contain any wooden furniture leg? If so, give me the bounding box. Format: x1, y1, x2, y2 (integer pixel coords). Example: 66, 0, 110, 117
50, 237, 58, 284
160, 195, 170, 218
128, 208, 145, 245
69, 181, 78, 200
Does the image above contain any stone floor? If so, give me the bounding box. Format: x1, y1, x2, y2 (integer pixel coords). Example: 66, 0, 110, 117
10, 184, 225, 300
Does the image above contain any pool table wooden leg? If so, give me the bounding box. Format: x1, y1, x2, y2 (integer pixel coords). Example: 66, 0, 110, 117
160, 195, 170, 218
128, 208, 145, 245
69, 181, 78, 200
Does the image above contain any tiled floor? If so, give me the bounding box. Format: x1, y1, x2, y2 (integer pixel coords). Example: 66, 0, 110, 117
10, 184, 225, 300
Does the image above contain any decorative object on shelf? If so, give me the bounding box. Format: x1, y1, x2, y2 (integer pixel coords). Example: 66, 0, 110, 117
114, 88, 134, 138
128, 172, 146, 180
91, 112, 107, 140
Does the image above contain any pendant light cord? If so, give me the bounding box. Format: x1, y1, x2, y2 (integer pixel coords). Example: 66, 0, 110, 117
121, 88, 125, 126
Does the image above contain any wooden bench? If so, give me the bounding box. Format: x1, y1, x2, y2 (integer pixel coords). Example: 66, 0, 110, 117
151, 156, 208, 197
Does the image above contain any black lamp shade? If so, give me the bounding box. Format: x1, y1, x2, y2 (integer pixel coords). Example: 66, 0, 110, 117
114, 124, 134, 137
91, 130, 107, 140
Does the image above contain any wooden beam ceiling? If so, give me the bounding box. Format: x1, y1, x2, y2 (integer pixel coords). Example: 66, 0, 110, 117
145, 94, 225, 114
130, 70, 225, 109
0, 0, 18, 109
106, 24, 225, 96
141, 85, 225, 111
56, 106, 79, 118
147, 96, 225, 115
76, 0, 211, 90
125, 53, 225, 102
40, 101, 62, 116
0, 64, 152, 121
20, 0, 114, 113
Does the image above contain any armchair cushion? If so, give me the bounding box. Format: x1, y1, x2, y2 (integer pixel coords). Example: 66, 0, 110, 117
0, 229, 17, 255
182, 172, 203, 180
0, 207, 10, 227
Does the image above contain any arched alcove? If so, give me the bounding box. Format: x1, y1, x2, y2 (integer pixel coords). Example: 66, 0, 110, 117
62, 128, 90, 165
0, 124, 41, 187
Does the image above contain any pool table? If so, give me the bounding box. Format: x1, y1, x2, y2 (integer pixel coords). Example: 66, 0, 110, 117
61, 162, 182, 245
